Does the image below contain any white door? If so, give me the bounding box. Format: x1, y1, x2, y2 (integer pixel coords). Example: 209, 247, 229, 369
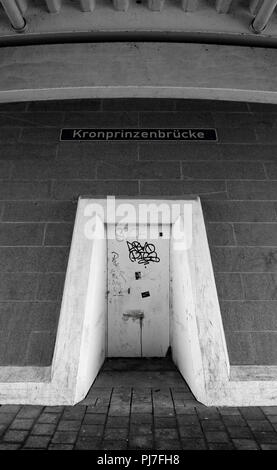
107, 224, 170, 357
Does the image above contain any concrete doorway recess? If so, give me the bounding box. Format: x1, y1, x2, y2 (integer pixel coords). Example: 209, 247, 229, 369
1, 197, 277, 406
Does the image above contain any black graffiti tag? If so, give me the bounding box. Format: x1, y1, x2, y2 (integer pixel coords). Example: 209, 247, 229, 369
126, 241, 160, 265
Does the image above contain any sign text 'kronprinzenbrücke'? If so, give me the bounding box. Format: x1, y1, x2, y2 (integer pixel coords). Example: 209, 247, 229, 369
60, 128, 217, 142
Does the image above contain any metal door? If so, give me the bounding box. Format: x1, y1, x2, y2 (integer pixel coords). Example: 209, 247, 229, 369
107, 224, 170, 357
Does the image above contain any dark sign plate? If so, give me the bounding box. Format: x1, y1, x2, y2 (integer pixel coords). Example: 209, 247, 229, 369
60, 128, 217, 142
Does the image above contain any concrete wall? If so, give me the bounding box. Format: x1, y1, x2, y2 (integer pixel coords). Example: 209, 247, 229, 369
0, 98, 276, 366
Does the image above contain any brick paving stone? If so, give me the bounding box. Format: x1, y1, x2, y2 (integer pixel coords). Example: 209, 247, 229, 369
132, 395, 152, 404
154, 417, 177, 428
79, 425, 104, 437
197, 407, 221, 420
10, 419, 35, 430
3, 430, 29, 442
87, 403, 109, 414
172, 390, 193, 402
0, 425, 6, 436
152, 390, 174, 417
183, 399, 197, 408
130, 413, 152, 424
171, 386, 190, 393
239, 407, 265, 420
182, 392, 195, 406
261, 444, 277, 450
179, 425, 204, 438
0, 443, 21, 450
51, 431, 78, 444
0, 414, 17, 425
24, 436, 50, 449
62, 406, 86, 420
222, 415, 246, 426
177, 415, 199, 426
130, 424, 152, 436
261, 407, 277, 415
86, 398, 111, 413
128, 435, 153, 450
0, 398, 275, 451
75, 437, 102, 450
183, 400, 199, 408
57, 420, 82, 431
154, 408, 175, 417
219, 408, 241, 416
75, 397, 97, 407
232, 439, 259, 450
109, 390, 131, 416
267, 415, 277, 424
205, 431, 230, 443
0, 405, 21, 414
37, 413, 60, 424
31, 423, 57, 435
85, 389, 111, 405
102, 440, 128, 450
108, 406, 130, 416
178, 389, 194, 398
155, 439, 182, 450
201, 420, 226, 431
181, 439, 207, 450
106, 416, 129, 427
17, 406, 42, 419
132, 390, 152, 401
131, 403, 152, 413
227, 426, 253, 439
171, 396, 185, 406
83, 413, 106, 425
248, 420, 274, 432
175, 405, 197, 415
208, 442, 234, 450
155, 428, 179, 440
104, 428, 128, 440
44, 406, 64, 414
48, 444, 74, 450
253, 431, 277, 444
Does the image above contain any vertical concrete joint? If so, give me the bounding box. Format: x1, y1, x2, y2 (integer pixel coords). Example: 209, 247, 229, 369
181, 0, 198, 12
216, 0, 233, 14
45, 0, 62, 14
148, 0, 165, 12
80, 0, 95, 12
113, 0, 129, 11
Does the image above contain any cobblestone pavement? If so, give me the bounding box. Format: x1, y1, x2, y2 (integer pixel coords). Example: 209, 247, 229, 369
0, 359, 277, 450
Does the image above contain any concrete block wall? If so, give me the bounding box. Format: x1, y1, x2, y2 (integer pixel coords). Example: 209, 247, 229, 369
0, 98, 276, 366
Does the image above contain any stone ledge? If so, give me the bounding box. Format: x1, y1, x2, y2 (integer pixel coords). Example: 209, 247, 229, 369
0, 366, 51, 383
230, 366, 277, 382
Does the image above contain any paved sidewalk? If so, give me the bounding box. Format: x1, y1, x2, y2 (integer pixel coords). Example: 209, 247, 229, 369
0, 359, 277, 450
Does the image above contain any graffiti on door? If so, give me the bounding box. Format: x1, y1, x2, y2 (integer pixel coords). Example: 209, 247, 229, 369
126, 241, 160, 265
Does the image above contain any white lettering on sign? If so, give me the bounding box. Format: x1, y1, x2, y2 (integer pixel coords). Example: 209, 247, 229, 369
61, 128, 217, 141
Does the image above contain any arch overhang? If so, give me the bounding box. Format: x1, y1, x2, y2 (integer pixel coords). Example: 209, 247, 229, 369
0, 42, 276, 104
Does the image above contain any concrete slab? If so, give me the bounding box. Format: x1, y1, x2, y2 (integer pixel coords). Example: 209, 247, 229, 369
0, 43, 277, 103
